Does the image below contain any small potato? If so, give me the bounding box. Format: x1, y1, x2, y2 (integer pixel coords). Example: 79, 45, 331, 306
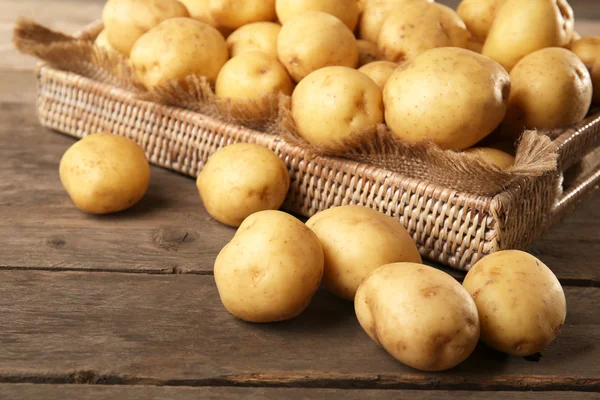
463, 147, 515, 169
457, 0, 506, 43
94, 30, 118, 54
384, 47, 510, 150
504, 47, 592, 133
378, 2, 468, 63
359, 0, 433, 44
197, 143, 290, 227
209, 0, 276, 29
463, 250, 566, 356
102, 0, 189, 56
355, 263, 480, 371
59, 133, 150, 214
358, 61, 398, 90
306, 205, 421, 301
292, 66, 384, 147
214, 210, 324, 323
226, 22, 281, 59
278, 11, 358, 82
357, 40, 382, 67
569, 37, 600, 68
592, 58, 600, 104
130, 18, 228, 89
276, 0, 360, 31
178, 0, 233, 36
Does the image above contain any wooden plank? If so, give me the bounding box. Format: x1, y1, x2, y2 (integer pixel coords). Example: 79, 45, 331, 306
0, 271, 598, 391
0, 385, 597, 400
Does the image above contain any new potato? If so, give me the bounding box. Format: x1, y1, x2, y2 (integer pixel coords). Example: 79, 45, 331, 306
214, 210, 324, 323
358, 61, 398, 90
569, 37, 600, 68
463, 147, 515, 169
457, 0, 506, 43
209, 0, 276, 29
357, 40, 382, 67
463, 251, 567, 356
355, 263, 480, 371
226, 22, 281, 59
359, 0, 433, 44
275, 0, 360, 30
306, 205, 421, 301
59, 133, 150, 214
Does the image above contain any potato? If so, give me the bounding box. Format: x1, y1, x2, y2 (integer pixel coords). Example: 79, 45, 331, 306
94, 30, 117, 54
276, 0, 360, 31
130, 18, 228, 89
306, 205, 421, 301
359, 0, 433, 44
569, 37, 600, 68
463, 147, 515, 169
504, 47, 592, 133
570, 31, 582, 44
197, 143, 290, 227
457, 0, 506, 43
383, 47, 510, 150
102, 0, 189, 56
592, 58, 600, 104
277, 11, 358, 82
467, 35, 484, 54
214, 210, 324, 323
59, 133, 150, 214
358, 61, 398, 90
355, 263, 480, 371
482, 0, 574, 72
226, 22, 281, 59
209, 0, 276, 29
463, 250, 566, 356
378, 2, 468, 63
292, 66, 384, 147
178, 0, 233, 36
357, 40, 382, 67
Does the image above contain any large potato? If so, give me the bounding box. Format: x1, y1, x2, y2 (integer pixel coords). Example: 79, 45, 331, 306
292, 66, 383, 147
463, 147, 514, 169
197, 143, 290, 227
383, 47, 510, 150
592, 58, 600, 104
483, 0, 574, 72
102, 0, 189, 56
355, 263, 480, 371
457, 0, 506, 43
278, 11, 358, 82
209, 0, 276, 29
378, 2, 468, 63
59, 133, 150, 214
178, 0, 233, 36
569, 37, 600, 68
226, 22, 281, 59
130, 18, 228, 89
358, 61, 398, 90
359, 0, 433, 44
276, 0, 360, 31
357, 40, 382, 67
463, 250, 566, 356
214, 210, 324, 323
306, 205, 421, 301
504, 47, 592, 133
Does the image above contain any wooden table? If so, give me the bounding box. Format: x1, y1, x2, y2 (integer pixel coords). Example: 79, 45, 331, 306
1, 1, 600, 398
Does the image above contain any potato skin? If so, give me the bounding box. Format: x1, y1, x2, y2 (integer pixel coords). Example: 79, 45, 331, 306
214, 210, 324, 323
209, 0, 276, 29
178, 0, 234, 36
463, 147, 514, 169
94, 30, 117, 54
197, 143, 290, 228
383, 47, 510, 150
355, 263, 480, 371
292, 66, 384, 147
457, 0, 506, 43
276, 0, 360, 31
130, 18, 228, 89
226, 22, 281, 59
359, 0, 433, 44
569, 37, 600, 68
59, 133, 150, 214
357, 40, 382, 68
306, 205, 421, 301
102, 0, 189, 56
463, 250, 567, 356
358, 61, 398, 90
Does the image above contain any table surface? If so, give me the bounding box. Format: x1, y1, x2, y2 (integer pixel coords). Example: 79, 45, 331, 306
1, 1, 600, 399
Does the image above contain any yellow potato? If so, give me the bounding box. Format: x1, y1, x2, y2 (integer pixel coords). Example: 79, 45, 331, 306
592, 58, 600, 104
94, 30, 118, 54
467, 35, 484, 54
197, 143, 290, 227
276, 0, 360, 31
383, 47, 510, 150
358, 60, 398, 90
178, 0, 234, 36
457, 0, 506, 43
359, 0, 433, 44
278, 11, 358, 82
504, 47, 592, 133
358, 0, 366, 12
569, 37, 600, 68
463, 250, 566, 356
130, 18, 228, 89
570, 31, 582, 44
355, 263, 480, 371
209, 0, 276, 29
102, 0, 189, 56
214, 210, 324, 322
306, 205, 421, 301
59, 133, 150, 214
482, 0, 574, 72
226, 22, 281, 59
357, 40, 382, 67
378, 2, 468, 63
292, 66, 384, 147
463, 147, 515, 169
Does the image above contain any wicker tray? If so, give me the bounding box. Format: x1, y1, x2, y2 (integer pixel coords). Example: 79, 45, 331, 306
33, 28, 600, 271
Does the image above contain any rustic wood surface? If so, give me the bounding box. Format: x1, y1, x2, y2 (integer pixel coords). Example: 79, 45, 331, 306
1, 0, 599, 398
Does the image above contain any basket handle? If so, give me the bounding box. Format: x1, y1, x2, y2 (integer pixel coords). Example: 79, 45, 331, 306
553, 113, 600, 172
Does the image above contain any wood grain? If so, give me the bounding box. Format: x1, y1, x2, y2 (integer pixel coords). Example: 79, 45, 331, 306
0, 271, 598, 391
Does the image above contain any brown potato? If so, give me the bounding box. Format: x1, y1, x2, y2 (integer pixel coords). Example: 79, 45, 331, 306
358, 61, 398, 90
359, 0, 433, 44
209, 0, 276, 29
357, 40, 382, 67
226, 22, 281, 59
569, 37, 600, 68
